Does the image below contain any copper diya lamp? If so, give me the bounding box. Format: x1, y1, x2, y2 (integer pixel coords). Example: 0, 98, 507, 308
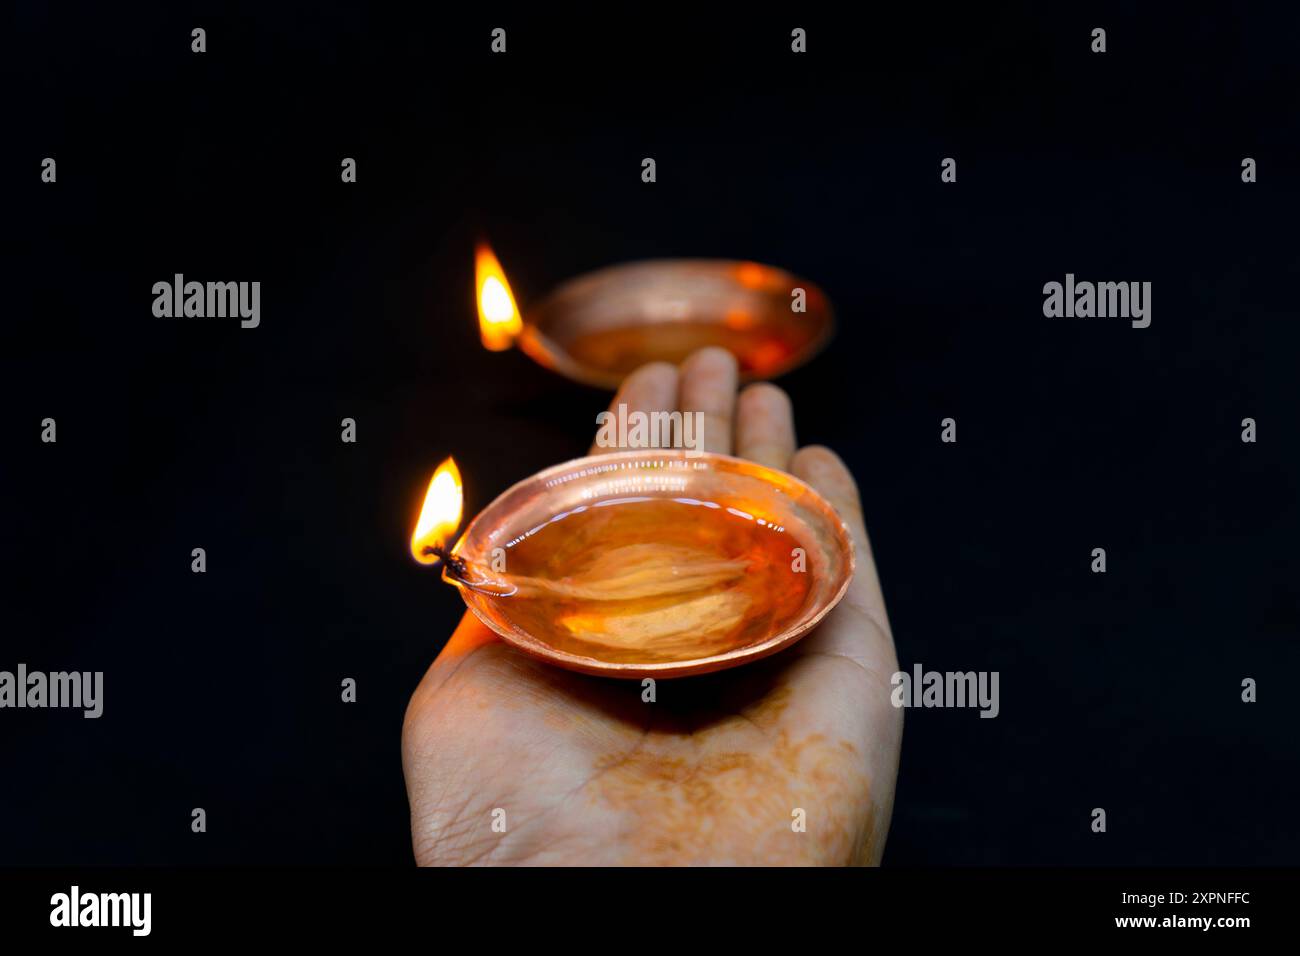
411, 451, 855, 679
476, 243, 835, 388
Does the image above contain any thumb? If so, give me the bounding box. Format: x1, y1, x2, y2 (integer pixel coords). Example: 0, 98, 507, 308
788, 445, 896, 665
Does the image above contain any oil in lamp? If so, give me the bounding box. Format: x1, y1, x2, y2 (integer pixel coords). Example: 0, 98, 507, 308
475, 243, 835, 389
410, 451, 855, 679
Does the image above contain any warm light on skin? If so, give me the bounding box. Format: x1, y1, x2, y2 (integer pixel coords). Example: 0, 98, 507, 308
476, 243, 522, 351
411, 457, 464, 564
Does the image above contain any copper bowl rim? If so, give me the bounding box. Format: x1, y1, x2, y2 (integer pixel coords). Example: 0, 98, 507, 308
516, 258, 837, 390
447, 449, 857, 679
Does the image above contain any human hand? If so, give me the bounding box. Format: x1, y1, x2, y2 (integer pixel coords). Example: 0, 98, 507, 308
402, 347, 902, 865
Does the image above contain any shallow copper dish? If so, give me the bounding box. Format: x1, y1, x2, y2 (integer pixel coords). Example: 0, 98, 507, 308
445, 449, 855, 678
517, 260, 834, 389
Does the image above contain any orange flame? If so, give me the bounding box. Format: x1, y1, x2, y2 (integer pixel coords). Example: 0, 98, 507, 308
410, 457, 464, 564
476, 242, 522, 351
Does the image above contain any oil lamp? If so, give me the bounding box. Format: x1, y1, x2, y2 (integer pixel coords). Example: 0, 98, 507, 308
475, 244, 835, 389
411, 451, 855, 679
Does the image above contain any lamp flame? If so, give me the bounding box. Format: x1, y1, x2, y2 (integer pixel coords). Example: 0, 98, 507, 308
476, 242, 522, 351
411, 457, 464, 564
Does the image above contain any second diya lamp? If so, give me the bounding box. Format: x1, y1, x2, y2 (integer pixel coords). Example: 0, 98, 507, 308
475, 243, 835, 389
412, 452, 855, 679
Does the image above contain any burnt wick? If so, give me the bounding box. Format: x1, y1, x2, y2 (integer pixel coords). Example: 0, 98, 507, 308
422, 544, 469, 581
424, 545, 519, 598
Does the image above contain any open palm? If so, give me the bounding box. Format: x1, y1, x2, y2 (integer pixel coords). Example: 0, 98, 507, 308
402, 348, 902, 865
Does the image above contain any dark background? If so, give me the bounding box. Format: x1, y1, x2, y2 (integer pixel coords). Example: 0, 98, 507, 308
4, 3, 1298, 865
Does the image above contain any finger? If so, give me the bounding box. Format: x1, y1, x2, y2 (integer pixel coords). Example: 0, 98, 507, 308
677, 347, 738, 455
788, 445, 893, 654
735, 383, 796, 470
590, 361, 678, 454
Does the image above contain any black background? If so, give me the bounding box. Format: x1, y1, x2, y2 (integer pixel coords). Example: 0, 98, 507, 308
5, 3, 1298, 866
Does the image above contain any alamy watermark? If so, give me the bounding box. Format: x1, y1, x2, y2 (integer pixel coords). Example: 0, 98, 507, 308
891, 663, 999, 718
0, 664, 102, 718
594, 402, 705, 457
152, 274, 260, 328
1043, 273, 1151, 328
50, 886, 150, 936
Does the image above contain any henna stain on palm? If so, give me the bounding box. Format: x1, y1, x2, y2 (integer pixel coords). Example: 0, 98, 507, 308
738, 683, 793, 731
588, 722, 873, 865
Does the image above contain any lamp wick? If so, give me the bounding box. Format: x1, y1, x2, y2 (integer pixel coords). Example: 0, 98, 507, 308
423, 544, 469, 580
